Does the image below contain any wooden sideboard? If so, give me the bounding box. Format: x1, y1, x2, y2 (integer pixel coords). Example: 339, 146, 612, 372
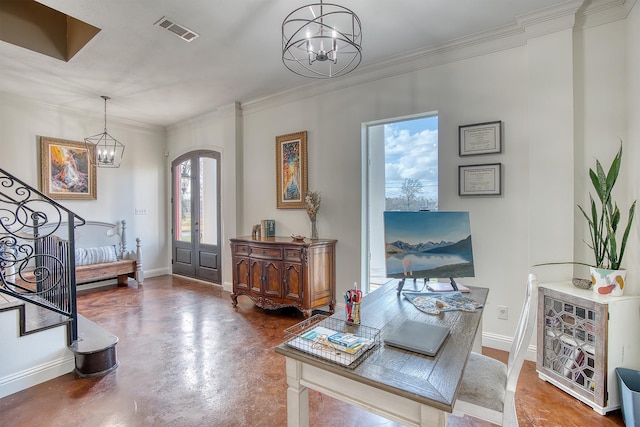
230, 236, 337, 317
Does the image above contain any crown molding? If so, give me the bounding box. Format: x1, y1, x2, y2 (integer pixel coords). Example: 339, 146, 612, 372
242, 0, 634, 116
0, 90, 163, 133
575, 0, 636, 30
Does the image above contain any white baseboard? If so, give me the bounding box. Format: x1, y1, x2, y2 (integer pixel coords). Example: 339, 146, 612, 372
222, 281, 233, 293
145, 267, 170, 278
0, 355, 75, 399
482, 332, 537, 361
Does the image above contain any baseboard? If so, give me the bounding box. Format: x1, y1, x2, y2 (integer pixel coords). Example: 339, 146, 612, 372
222, 281, 233, 293
482, 332, 537, 361
145, 267, 170, 278
0, 355, 75, 399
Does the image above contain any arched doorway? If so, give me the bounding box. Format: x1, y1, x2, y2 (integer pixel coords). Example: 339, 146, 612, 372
171, 150, 221, 282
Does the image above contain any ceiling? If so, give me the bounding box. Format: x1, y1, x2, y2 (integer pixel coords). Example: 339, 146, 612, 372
0, 0, 573, 127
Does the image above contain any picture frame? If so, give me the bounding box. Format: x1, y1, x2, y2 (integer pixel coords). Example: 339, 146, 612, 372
459, 121, 502, 156
39, 136, 97, 200
276, 131, 308, 209
458, 163, 502, 196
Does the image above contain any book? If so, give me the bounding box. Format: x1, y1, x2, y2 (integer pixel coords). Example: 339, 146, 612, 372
300, 326, 372, 355
426, 281, 470, 293
327, 332, 373, 354
261, 219, 276, 237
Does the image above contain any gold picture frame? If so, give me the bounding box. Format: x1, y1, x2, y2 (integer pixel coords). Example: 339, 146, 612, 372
40, 136, 97, 200
276, 131, 308, 209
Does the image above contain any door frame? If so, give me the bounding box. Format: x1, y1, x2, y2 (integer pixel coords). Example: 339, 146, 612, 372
171, 150, 221, 282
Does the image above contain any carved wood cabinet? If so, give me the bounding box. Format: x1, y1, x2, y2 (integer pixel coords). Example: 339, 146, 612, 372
230, 236, 337, 317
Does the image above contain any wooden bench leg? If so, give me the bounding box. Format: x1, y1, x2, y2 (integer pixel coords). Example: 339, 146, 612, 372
117, 274, 129, 287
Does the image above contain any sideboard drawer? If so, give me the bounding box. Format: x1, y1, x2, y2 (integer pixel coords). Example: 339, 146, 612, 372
233, 244, 250, 256
250, 246, 282, 259
284, 248, 302, 261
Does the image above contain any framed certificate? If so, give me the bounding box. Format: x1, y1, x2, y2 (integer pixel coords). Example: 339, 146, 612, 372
458, 163, 502, 196
459, 121, 502, 156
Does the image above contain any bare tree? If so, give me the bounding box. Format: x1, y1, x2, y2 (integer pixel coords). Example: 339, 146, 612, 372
400, 178, 423, 210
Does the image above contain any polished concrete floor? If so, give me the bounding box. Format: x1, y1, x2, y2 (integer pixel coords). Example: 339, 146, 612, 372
0, 275, 625, 426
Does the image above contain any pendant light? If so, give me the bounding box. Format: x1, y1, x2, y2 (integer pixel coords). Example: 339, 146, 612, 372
84, 96, 125, 168
282, 0, 362, 78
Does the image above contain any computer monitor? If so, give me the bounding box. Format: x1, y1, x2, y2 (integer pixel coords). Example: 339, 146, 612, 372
383, 211, 474, 293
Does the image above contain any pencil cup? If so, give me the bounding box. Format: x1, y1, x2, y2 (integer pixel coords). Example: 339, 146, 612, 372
351, 301, 361, 325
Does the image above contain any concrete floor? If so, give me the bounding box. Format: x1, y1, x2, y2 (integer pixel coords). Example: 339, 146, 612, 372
0, 275, 625, 426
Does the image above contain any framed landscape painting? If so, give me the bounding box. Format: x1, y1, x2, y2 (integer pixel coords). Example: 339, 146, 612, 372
275, 131, 308, 209
40, 136, 97, 200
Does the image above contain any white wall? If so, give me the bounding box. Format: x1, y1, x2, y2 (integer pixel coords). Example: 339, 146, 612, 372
166, 103, 241, 288
168, 5, 637, 349
0, 92, 169, 277
626, 1, 640, 284
2, 3, 637, 353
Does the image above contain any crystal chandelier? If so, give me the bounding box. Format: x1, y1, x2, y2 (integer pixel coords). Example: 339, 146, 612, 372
282, 0, 362, 78
84, 96, 125, 168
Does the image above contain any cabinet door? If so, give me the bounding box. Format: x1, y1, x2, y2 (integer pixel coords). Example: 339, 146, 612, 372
263, 261, 282, 298
249, 259, 263, 294
283, 262, 303, 300
538, 289, 606, 406
233, 256, 249, 291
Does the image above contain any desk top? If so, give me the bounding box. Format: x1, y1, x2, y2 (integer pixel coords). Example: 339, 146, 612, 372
275, 280, 489, 412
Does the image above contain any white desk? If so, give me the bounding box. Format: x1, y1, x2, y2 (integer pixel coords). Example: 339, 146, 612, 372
275, 281, 488, 427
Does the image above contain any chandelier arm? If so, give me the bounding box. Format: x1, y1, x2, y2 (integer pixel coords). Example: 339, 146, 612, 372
282, 1, 362, 78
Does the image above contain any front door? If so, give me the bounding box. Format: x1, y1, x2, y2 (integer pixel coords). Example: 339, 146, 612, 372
171, 150, 221, 282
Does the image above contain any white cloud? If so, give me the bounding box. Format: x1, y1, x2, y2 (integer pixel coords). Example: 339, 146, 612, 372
384, 124, 438, 199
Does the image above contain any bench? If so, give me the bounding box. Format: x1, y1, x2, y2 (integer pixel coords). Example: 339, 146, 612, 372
16, 220, 144, 287
70, 220, 144, 286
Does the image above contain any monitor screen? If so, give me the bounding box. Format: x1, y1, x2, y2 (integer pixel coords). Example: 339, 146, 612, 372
383, 211, 474, 280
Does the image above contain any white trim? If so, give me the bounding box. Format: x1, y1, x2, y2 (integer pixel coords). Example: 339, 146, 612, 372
0, 355, 75, 399
482, 332, 537, 361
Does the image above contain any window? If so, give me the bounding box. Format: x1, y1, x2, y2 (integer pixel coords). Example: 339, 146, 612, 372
362, 113, 438, 292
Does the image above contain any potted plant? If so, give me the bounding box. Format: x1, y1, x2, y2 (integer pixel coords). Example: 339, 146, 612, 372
538, 142, 636, 295
578, 142, 636, 295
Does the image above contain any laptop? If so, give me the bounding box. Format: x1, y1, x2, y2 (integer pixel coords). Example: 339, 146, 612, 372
384, 319, 450, 357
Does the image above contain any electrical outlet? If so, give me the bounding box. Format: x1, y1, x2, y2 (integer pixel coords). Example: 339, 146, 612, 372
498, 305, 508, 320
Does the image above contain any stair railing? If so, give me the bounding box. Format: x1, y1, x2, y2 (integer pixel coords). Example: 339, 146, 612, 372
0, 168, 85, 342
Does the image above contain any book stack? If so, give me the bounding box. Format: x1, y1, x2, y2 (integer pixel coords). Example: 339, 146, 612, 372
261, 220, 275, 237
301, 326, 373, 355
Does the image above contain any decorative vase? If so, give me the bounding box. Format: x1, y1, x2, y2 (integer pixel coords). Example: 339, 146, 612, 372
590, 266, 626, 296
310, 219, 318, 239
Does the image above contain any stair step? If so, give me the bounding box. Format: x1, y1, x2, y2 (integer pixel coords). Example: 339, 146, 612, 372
69, 315, 119, 377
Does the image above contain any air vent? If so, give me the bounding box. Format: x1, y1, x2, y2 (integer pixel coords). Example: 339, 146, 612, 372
154, 16, 199, 42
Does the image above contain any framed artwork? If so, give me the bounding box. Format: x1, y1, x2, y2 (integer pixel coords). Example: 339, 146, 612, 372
459, 121, 502, 156
458, 163, 502, 196
40, 136, 97, 200
275, 131, 308, 209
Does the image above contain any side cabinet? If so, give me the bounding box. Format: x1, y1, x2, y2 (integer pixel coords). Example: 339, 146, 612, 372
536, 282, 640, 414
230, 236, 337, 317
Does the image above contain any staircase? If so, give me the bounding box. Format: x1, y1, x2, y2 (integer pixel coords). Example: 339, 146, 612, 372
0, 168, 119, 398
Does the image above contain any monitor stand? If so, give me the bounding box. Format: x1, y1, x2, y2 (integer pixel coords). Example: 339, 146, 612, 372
397, 277, 459, 295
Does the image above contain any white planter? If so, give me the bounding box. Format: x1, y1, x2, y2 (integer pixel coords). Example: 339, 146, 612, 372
590, 267, 626, 296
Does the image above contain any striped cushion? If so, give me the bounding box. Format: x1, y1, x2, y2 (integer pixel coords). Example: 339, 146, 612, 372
75, 245, 118, 266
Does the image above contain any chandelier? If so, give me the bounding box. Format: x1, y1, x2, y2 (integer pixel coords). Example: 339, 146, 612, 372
84, 96, 125, 168
282, 0, 362, 78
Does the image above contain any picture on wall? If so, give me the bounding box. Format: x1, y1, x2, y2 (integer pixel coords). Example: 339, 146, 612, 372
276, 131, 308, 209
459, 121, 502, 156
39, 136, 97, 200
383, 211, 475, 279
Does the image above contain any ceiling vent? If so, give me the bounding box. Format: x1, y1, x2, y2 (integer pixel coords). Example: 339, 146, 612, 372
154, 16, 199, 42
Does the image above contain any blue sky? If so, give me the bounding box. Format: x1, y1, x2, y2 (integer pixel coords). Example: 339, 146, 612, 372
384, 115, 438, 201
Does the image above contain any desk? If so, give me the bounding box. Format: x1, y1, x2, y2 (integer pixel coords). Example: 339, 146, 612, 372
275, 280, 488, 427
